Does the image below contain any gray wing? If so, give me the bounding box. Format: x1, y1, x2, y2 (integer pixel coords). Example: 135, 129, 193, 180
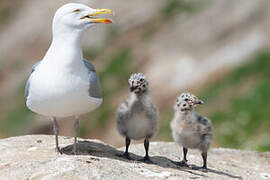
25, 61, 41, 99
194, 113, 213, 138
194, 113, 213, 151
83, 59, 102, 99
195, 113, 212, 127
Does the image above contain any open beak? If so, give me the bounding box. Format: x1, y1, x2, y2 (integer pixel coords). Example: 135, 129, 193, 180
82, 9, 113, 24
194, 99, 204, 105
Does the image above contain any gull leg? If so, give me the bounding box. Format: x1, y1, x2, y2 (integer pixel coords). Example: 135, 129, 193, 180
52, 117, 62, 154
176, 147, 188, 167
139, 137, 153, 163
72, 115, 79, 155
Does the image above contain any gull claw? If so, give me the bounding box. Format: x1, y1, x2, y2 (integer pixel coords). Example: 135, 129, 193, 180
55, 147, 62, 154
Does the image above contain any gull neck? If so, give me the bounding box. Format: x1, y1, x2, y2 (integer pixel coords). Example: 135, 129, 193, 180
43, 29, 84, 68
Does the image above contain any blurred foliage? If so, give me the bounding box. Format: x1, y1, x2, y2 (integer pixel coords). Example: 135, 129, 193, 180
160, 0, 208, 18
104, 26, 121, 45
142, 0, 210, 41
199, 50, 270, 152
83, 46, 99, 60
0, 0, 24, 30
158, 109, 174, 141
141, 20, 160, 41
161, 0, 196, 18
0, 82, 34, 136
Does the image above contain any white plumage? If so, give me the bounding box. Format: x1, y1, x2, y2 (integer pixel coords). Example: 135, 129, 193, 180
26, 34, 102, 117
25, 3, 112, 154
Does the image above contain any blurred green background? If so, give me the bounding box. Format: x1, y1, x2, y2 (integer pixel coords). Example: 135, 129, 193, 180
0, 0, 269, 151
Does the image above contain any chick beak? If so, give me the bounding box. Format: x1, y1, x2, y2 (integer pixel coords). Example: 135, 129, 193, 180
194, 99, 204, 105
84, 9, 113, 24
130, 86, 137, 92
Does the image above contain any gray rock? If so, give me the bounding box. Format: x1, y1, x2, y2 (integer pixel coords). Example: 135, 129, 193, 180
0, 135, 269, 180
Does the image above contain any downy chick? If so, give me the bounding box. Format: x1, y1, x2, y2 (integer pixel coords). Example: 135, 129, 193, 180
171, 92, 213, 170
116, 73, 158, 162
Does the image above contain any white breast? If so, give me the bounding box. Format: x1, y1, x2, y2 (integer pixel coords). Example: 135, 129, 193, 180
126, 112, 151, 140
171, 114, 202, 149
26, 63, 102, 117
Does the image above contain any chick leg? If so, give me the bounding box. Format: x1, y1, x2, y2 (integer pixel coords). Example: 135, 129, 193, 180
139, 137, 153, 163
183, 147, 188, 162
124, 136, 131, 159
201, 151, 208, 170
177, 147, 188, 166
118, 136, 132, 160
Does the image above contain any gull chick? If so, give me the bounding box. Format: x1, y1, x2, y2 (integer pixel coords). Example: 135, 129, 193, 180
116, 73, 158, 162
170, 92, 213, 170
25, 3, 113, 154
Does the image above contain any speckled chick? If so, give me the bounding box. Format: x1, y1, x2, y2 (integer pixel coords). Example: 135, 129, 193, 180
171, 92, 213, 170
116, 73, 158, 163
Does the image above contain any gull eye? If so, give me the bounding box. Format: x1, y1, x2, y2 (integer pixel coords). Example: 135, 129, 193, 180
73, 9, 81, 13
142, 84, 146, 87
184, 98, 188, 101
140, 78, 144, 82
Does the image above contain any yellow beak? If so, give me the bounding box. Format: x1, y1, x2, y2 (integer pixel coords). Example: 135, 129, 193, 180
91, 18, 113, 24
90, 9, 113, 16
84, 9, 113, 24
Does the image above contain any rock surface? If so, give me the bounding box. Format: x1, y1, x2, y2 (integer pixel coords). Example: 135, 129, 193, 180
0, 135, 269, 180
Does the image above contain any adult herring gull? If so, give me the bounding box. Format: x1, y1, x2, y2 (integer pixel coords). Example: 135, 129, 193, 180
25, 3, 113, 154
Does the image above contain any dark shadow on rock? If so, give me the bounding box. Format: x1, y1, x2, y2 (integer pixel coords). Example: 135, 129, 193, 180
206, 168, 243, 179
61, 140, 242, 179
170, 160, 243, 179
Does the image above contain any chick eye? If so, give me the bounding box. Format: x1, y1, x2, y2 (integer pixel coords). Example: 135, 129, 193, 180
73, 9, 81, 13
142, 84, 146, 87
184, 98, 188, 101
140, 78, 144, 82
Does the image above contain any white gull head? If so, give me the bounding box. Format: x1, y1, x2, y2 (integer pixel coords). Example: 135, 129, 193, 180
52, 3, 112, 38
42, 3, 112, 65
